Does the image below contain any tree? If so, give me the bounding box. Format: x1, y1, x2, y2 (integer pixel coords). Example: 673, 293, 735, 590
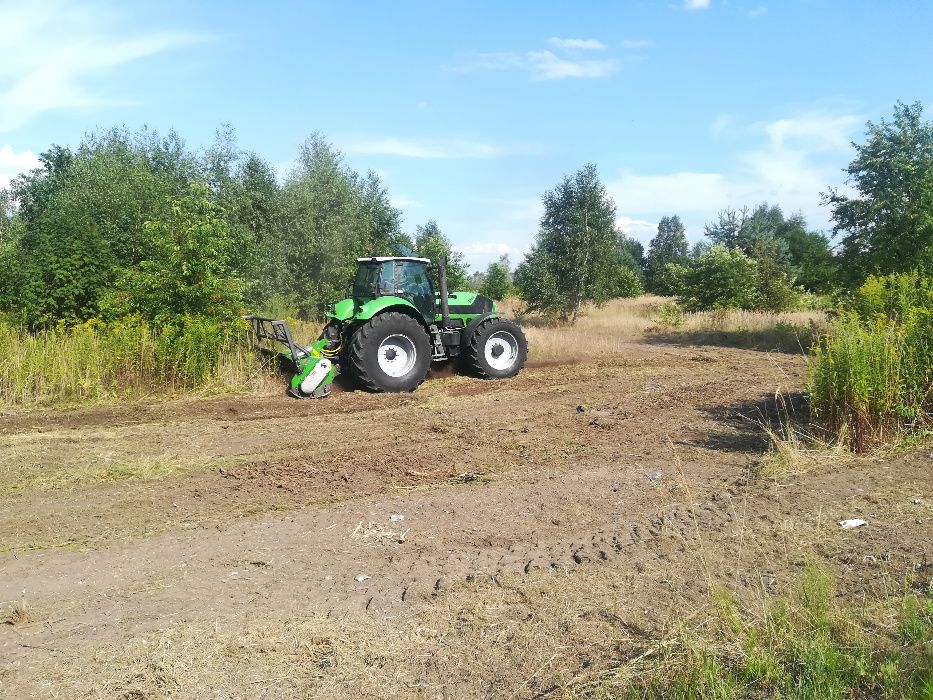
105, 184, 244, 326
480, 260, 511, 300
645, 215, 689, 294
279, 135, 370, 317
750, 238, 801, 311
704, 208, 746, 250
514, 164, 618, 321
616, 233, 644, 275
678, 244, 759, 311
415, 220, 468, 290
825, 101, 933, 282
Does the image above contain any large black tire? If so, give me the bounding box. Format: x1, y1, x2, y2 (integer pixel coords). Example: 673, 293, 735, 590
348, 312, 431, 392
464, 317, 528, 379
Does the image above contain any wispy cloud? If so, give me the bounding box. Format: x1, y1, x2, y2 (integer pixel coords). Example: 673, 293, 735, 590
459, 50, 618, 81
526, 51, 618, 80
747, 6, 768, 17
547, 37, 606, 51
0, 2, 209, 132
616, 216, 657, 239
344, 138, 531, 159
608, 108, 862, 240
684, 0, 711, 9
455, 37, 620, 81
621, 39, 654, 49
0, 144, 41, 189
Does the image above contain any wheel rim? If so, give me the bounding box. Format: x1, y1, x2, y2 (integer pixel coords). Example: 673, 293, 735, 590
378, 333, 417, 377
484, 331, 519, 371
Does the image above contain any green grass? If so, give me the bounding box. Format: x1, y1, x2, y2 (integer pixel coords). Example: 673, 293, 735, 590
0, 316, 274, 406
807, 271, 932, 452
567, 566, 933, 700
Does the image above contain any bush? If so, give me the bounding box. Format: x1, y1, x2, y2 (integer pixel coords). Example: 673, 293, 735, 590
808, 270, 932, 451
614, 266, 643, 299
479, 261, 511, 301
678, 244, 759, 311
655, 301, 685, 328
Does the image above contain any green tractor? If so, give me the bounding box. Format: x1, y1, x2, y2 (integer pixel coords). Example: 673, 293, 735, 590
247, 255, 528, 398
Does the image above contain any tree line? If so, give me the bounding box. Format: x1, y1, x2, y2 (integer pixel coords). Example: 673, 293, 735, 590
510, 101, 932, 320
0, 127, 470, 330
0, 101, 930, 331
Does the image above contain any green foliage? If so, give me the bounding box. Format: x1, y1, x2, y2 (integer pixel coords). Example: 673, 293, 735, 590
705, 204, 838, 294
645, 215, 688, 294
104, 184, 244, 327
479, 260, 511, 300
279, 135, 373, 318
655, 301, 685, 328
808, 270, 932, 451
678, 244, 759, 311
613, 266, 643, 299
616, 233, 645, 276
575, 566, 933, 700
0, 317, 263, 405
750, 238, 803, 312
515, 164, 619, 322
826, 101, 933, 284
415, 219, 469, 290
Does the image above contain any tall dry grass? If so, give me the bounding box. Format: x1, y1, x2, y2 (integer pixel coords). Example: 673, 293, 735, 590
0, 318, 277, 406
502, 296, 827, 363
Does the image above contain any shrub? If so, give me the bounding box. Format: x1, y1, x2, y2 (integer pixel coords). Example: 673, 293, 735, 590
655, 301, 685, 328
808, 270, 932, 451
678, 244, 759, 311
479, 261, 512, 301
614, 266, 643, 299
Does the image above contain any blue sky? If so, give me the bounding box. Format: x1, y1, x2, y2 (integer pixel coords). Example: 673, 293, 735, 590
1, 1, 931, 271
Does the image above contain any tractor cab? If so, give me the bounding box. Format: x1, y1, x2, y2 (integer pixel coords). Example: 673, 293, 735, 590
353, 257, 435, 322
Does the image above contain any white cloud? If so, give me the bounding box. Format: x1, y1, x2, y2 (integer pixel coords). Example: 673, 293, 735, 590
684, 0, 711, 9
621, 39, 654, 49
616, 216, 658, 241
344, 138, 507, 159
526, 51, 618, 80
0, 144, 41, 189
747, 6, 768, 17
0, 2, 208, 132
456, 38, 620, 81
547, 37, 607, 51
608, 108, 862, 238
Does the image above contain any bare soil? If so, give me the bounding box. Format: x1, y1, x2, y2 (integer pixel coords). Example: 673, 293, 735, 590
0, 340, 930, 699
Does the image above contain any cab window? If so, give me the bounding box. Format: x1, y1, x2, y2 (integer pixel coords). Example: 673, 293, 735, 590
395, 261, 435, 321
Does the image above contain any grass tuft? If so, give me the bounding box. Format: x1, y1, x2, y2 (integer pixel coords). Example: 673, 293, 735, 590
568, 566, 933, 700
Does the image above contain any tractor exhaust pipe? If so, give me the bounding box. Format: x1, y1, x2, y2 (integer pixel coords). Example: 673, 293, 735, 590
438, 256, 452, 328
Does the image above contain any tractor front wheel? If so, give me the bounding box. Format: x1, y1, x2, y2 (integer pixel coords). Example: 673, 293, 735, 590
464, 317, 528, 379
349, 312, 431, 392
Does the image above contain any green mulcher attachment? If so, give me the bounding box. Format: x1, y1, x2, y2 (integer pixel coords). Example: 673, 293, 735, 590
247, 256, 528, 398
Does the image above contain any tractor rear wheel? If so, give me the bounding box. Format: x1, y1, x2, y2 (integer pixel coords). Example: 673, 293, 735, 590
464, 317, 528, 379
349, 312, 431, 392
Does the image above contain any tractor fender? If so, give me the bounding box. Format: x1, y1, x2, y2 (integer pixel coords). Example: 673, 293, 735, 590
461, 311, 500, 347
355, 296, 422, 322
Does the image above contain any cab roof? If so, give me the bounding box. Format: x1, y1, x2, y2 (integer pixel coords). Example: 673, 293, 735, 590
357, 256, 431, 264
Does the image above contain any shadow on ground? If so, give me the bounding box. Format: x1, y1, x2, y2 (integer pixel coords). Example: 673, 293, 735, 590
690, 391, 810, 453
645, 327, 817, 354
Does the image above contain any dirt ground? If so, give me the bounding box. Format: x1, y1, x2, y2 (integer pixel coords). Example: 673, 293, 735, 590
0, 339, 930, 699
